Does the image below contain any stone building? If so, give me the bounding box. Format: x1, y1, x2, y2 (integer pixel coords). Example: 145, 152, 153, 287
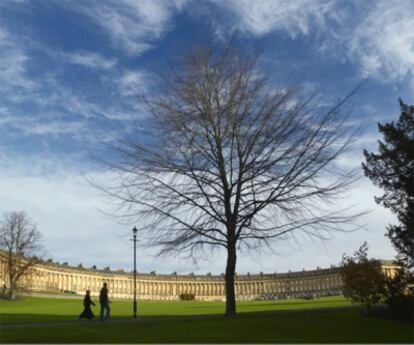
0, 250, 399, 301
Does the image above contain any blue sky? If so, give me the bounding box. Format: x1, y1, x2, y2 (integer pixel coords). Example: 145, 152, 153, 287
0, 0, 413, 274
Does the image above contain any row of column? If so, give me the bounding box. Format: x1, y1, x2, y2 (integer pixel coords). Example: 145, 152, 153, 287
0, 254, 345, 298
29, 268, 343, 298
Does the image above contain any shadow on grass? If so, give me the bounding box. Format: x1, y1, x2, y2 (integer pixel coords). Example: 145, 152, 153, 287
3, 304, 409, 327
0, 307, 412, 344
171, 299, 349, 311
0, 305, 358, 326
0, 312, 228, 328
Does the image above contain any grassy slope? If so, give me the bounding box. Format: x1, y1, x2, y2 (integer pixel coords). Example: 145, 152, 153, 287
0, 296, 412, 343
0, 295, 350, 324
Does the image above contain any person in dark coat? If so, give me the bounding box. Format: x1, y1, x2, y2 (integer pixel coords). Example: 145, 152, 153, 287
78, 290, 95, 320
99, 282, 111, 322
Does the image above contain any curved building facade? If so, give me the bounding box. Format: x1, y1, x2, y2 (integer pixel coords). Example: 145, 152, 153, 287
0, 252, 399, 301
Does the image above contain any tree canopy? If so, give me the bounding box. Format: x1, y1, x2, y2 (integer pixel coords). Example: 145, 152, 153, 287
0, 211, 43, 299
340, 242, 385, 314
362, 99, 414, 269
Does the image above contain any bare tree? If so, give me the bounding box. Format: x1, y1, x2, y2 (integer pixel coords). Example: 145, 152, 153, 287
101, 39, 362, 316
0, 211, 43, 299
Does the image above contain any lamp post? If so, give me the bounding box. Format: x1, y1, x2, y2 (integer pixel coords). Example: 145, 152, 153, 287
132, 226, 138, 318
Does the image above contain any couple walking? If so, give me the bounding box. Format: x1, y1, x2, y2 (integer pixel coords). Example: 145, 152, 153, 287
78, 282, 111, 322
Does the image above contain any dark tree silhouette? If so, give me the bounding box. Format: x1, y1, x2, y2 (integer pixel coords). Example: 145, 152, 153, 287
340, 242, 385, 315
362, 99, 414, 270
101, 39, 362, 316
0, 211, 43, 299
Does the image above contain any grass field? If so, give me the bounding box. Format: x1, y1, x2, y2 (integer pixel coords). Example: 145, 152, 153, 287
0, 295, 412, 343
0, 295, 351, 324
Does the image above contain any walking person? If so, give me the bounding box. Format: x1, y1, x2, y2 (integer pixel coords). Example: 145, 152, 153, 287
78, 290, 95, 321
99, 282, 111, 322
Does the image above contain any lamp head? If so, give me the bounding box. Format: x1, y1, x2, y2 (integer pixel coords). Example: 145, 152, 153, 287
132, 226, 138, 234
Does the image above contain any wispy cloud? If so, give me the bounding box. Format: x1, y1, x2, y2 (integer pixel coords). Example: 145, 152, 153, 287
23, 120, 86, 137
67, 0, 186, 56
204, 0, 414, 88
58, 51, 117, 70
209, 0, 338, 38
117, 70, 150, 97
33, 77, 136, 121
0, 23, 137, 144
0, 26, 37, 99
348, 0, 414, 81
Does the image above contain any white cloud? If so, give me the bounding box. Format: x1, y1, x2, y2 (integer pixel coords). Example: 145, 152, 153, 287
207, 0, 414, 87
0, 26, 37, 98
118, 70, 149, 97
59, 51, 117, 70
0, 42, 137, 143
0, 115, 16, 126
70, 0, 186, 56
23, 120, 85, 137
210, 0, 338, 38
348, 0, 414, 81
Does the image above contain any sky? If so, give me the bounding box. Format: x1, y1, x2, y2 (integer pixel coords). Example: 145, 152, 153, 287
0, 0, 413, 275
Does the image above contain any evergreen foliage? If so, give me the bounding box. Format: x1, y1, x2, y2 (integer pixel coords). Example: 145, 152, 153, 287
362, 99, 414, 269
382, 269, 413, 321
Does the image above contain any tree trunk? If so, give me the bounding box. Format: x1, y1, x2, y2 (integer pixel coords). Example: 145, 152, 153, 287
225, 241, 237, 316
8, 282, 16, 300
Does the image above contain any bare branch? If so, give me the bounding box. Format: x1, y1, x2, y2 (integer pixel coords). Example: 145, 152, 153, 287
0, 211, 44, 299
93, 35, 364, 316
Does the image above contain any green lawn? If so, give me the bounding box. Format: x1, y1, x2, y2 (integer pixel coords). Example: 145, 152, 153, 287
0, 296, 412, 343
0, 295, 351, 324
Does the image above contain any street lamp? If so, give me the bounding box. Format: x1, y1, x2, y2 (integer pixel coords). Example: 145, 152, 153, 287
132, 226, 138, 318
